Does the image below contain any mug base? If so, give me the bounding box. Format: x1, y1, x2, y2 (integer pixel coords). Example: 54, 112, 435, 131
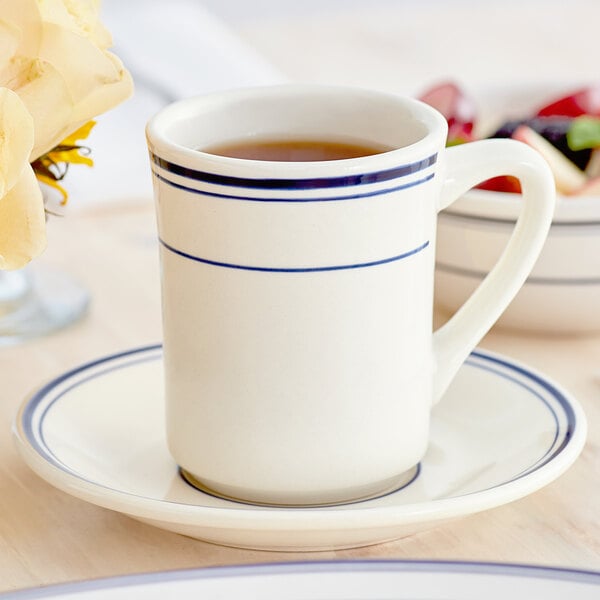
179, 464, 420, 508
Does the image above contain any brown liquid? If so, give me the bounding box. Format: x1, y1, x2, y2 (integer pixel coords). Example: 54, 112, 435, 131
202, 137, 392, 162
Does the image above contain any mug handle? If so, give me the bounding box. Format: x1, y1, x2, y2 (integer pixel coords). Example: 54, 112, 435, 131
432, 138, 555, 404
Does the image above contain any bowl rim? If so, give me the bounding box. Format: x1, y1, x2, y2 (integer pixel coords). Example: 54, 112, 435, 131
445, 189, 600, 224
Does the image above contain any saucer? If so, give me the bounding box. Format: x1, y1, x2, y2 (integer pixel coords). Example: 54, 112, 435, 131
6, 561, 600, 599
13, 345, 586, 551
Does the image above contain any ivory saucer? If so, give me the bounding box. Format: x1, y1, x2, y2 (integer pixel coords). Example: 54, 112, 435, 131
13, 345, 586, 551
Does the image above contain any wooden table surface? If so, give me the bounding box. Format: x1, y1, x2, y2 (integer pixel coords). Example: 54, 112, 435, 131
3, 0, 600, 591
1, 201, 599, 593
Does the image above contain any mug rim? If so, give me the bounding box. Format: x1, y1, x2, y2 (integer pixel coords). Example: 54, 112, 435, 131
145, 84, 448, 180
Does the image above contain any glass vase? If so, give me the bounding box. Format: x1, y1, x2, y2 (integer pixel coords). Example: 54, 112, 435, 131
0, 265, 89, 346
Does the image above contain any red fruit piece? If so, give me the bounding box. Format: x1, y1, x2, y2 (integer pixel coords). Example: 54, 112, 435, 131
477, 176, 522, 194
418, 82, 476, 143
537, 85, 600, 117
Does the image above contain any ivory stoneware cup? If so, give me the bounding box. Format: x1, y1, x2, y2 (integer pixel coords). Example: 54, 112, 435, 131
146, 84, 555, 507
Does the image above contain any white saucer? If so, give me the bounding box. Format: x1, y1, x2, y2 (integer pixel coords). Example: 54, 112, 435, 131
5, 561, 600, 599
13, 345, 586, 551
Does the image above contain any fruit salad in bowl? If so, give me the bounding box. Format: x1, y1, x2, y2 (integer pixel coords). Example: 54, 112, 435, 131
423, 82, 600, 333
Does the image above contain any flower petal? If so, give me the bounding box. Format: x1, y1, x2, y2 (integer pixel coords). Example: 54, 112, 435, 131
0, 87, 35, 197
0, 165, 46, 270
37, 0, 112, 48
60, 119, 95, 145
14, 58, 74, 160
0, 0, 42, 69
37, 21, 132, 143
70, 51, 133, 124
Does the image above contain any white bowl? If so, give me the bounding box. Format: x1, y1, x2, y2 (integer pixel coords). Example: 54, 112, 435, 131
435, 189, 600, 334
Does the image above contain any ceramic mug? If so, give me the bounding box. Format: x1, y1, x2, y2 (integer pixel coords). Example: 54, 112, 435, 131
146, 85, 554, 507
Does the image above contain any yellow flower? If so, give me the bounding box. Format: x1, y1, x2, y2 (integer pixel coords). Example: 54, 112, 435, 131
32, 120, 96, 204
0, 0, 133, 270
43, 121, 96, 167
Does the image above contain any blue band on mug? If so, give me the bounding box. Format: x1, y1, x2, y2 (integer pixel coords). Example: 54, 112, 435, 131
152, 171, 435, 202
150, 152, 437, 190
159, 239, 430, 273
